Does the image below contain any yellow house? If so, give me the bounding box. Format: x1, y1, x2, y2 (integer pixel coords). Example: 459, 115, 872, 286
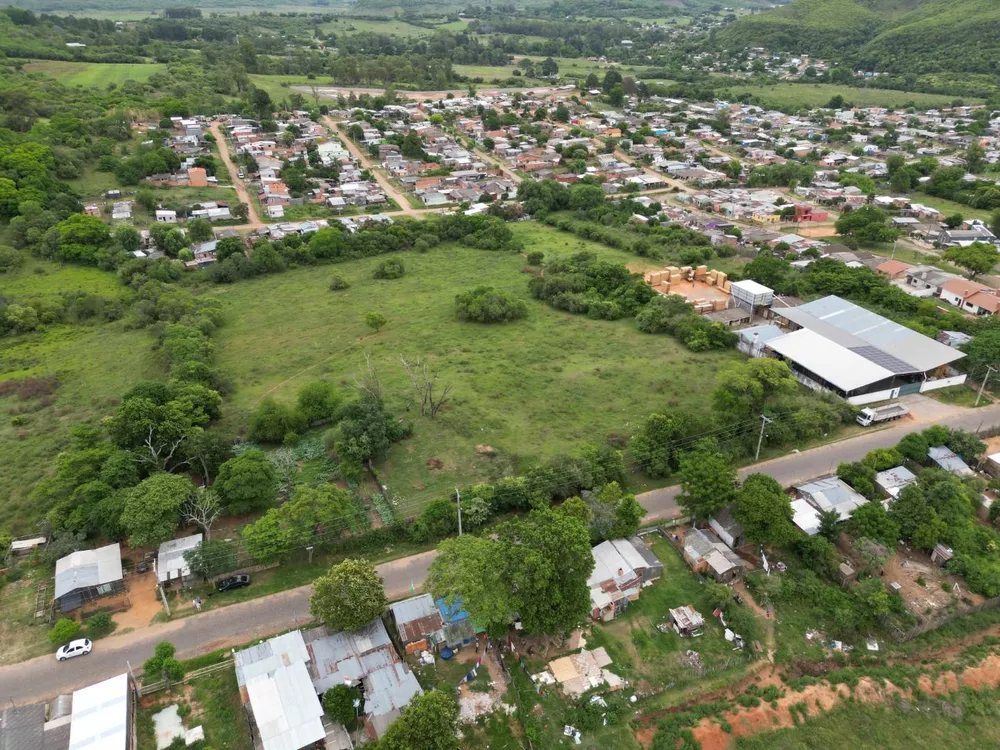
752, 211, 780, 225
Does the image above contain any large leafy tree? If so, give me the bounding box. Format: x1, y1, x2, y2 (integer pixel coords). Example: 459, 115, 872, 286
377, 690, 460, 750
676, 441, 738, 524
961, 329, 1000, 376
847, 502, 900, 548
297, 381, 341, 425
120, 473, 194, 547
734, 473, 794, 546
310, 558, 387, 632
630, 412, 682, 479
428, 535, 513, 634
712, 358, 797, 422
585, 482, 646, 542
215, 449, 276, 515
943, 242, 999, 280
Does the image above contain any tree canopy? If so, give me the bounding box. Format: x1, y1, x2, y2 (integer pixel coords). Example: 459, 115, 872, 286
310, 558, 387, 632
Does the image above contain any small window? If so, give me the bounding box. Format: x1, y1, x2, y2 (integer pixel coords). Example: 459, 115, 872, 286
96, 583, 112, 595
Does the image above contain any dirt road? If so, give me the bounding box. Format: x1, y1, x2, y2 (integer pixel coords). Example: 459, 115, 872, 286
322, 117, 435, 218
208, 121, 266, 229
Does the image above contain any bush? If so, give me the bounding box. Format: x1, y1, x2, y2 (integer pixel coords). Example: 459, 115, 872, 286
372, 258, 405, 279
86, 611, 115, 638
49, 618, 82, 646
454, 286, 528, 323
329, 275, 349, 290
526, 251, 544, 265
247, 398, 306, 443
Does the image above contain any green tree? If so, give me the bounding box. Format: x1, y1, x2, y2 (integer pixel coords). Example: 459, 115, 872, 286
247, 398, 305, 443
943, 242, 1000, 280
323, 684, 362, 726
855, 578, 892, 619
372, 258, 405, 279
965, 142, 986, 174
113, 224, 141, 252
401, 130, 424, 159
896, 432, 929, 464
991, 208, 1000, 239
712, 358, 798, 422
49, 618, 82, 646
541, 57, 559, 76
734, 473, 794, 546
310, 558, 387, 632
55, 213, 111, 263
847, 502, 900, 548
414, 497, 458, 542
378, 690, 460, 750
454, 286, 527, 323
585, 482, 645, 542
817, 508, 841, 542
365, 311, 387, 332
834, 205, 896, 244
187, 217, 214, 243
297, 381, 341, 425
428, 535, 513, 634
214, 449, 277, 515
142, 641, 184, 684
183, 539, 238, 578
120, 473, 193, 547
676, 441, 738, 523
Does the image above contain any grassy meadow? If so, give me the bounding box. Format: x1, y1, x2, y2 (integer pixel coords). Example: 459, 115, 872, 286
211, 223, 741, 509
22, 61, 167, 87
718, 81, 979, 109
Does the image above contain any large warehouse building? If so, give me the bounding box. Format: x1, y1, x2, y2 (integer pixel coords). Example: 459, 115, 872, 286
762, 296, 966, 405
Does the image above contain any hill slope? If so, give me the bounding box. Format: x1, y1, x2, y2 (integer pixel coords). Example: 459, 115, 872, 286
717, 0, 1000, 75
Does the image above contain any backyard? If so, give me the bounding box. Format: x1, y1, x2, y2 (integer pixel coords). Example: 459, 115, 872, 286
212, 223, 742, 510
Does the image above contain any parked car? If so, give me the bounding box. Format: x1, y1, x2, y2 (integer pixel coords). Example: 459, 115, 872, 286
216, 574, 251, 593
237, 169, 245, 179
56, 638, 92, 662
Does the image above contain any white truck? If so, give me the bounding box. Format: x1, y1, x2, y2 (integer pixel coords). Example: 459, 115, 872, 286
856, 402, 909, 427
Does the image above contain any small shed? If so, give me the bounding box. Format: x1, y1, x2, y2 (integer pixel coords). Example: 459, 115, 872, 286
928, 446, 975, 477
729, 279, 774, 312
155, 534, 203, 588
985, 452, 1000, 478
709, 507, 745, 550
388, 594, 444, 652
931, 544, 954, 566
669, 606, 705, 636
705, 307, 751, 327
435, 597, 480, 649
9, 535, 47, 556
54, 543, 124, 614
874, 466, 918, 501
790, 498, 821, 536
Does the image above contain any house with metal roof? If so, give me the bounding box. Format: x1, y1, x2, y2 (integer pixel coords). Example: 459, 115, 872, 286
875, 466, 918, 502
766, 295, 965, 404
435, 597, 482, 648
387, 594, 444, 651
682, 528, 745, 582
68, 673, 134, 750
794, 476, 868, 522
234, 630, 327, 750
928, 446, 975, 477
791, 498, 822, 536
155, 534, 202, 588
587, 537, 663, 621
54, 543, 124, 613
709, 506, 745, 550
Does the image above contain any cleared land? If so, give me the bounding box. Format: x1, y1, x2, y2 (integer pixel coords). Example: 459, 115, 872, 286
22, 61, 167, 87
0, 261, 160, 532
212, 223, 741, 509
718, 82, 979, 109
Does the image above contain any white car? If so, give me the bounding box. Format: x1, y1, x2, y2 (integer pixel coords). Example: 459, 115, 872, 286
56, 638, 92, 662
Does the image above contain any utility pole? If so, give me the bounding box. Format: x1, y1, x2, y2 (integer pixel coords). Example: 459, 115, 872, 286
456, 487, 462, 536
976, 364, 996, 407
755, 415, 772, 462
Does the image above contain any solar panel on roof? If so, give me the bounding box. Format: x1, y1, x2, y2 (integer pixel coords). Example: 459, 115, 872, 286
848, 346, 918, 375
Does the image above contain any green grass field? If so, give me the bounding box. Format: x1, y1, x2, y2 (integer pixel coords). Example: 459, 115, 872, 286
22, 61, 167, 87
248, 74, 332, 103
0, 261, 160, 533
211, 223, 741, 510
320, 17, 435, 37
736, 687, 1000, 749
719, 82, 980, 110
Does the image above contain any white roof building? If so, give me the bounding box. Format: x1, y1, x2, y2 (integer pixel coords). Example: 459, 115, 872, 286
155, 534, 203, 584
68, 673, 131, 750
795, 476, 869, 522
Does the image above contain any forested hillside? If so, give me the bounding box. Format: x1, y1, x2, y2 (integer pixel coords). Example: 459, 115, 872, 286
717, 0, 1000, 75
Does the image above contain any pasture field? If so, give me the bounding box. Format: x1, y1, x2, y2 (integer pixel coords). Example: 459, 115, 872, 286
211, 222, 741, 509
0, 261, 161, 533
22, 61, 167, 87
320, 17, 436, 37
248, 74, 331, 103
718, 81, 979, 110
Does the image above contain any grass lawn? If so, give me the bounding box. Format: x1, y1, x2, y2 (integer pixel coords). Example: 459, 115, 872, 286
137, 669, 253, 750
211, 223, 742, 512
924, 384, 988, 409
248, 74, 332, 103
0, 566, 52, 666
22, 61, 167, 88
734, 687, 1000, 749
321, 17, 435, 36
588, 539, 760, 691
718, 82, 977, 110
908, 194, 995, 224
0, 262, 160, 533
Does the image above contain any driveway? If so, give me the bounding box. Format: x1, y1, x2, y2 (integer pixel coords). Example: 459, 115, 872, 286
4, 403, 999, 703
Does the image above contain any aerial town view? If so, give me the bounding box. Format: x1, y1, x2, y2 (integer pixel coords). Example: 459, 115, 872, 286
2, 0, 1000, 747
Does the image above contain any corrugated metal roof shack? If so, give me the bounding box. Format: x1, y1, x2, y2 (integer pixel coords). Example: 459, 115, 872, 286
54, 543, 124, 614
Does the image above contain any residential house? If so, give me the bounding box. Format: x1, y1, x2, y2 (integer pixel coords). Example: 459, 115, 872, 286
155, 209, 177, 224
155, 534, 202, 588
68, 674, 135, 750
794, 476, 868, 522
388, 594, 444, 652
587, 537, 663, 621
875, 259, 912, 280
939, 278, 1000, 316
54, 543, 124, 613
875, 466, 918, 504
927, 446, 975, 477
682, 528, 745, 582
709, 507, 745, 550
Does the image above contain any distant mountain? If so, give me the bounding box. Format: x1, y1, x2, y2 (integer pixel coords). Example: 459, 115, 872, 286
716, 0, 1000, 75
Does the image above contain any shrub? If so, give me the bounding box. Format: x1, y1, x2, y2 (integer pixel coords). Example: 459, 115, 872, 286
365, 311, 387, 332
454, 286, 528, 323
49, 618, 82, 646
329, 275, 349, 290
526, 250, 544, 265
247, 398, 306, 443
86, 611, 115, 638
372, 258, 405, 279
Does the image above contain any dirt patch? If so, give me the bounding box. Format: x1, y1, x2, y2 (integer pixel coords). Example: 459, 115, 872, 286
113, 572, 163, 630
793, 225, 838, 238
475, 444, 496, 457
426, 458, 445, 470
882, 546, 981, 618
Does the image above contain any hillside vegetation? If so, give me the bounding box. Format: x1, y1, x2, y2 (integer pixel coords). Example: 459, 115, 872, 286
718, 0, 1000, 75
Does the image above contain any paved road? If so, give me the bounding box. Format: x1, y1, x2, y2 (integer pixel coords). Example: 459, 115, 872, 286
0, 552, 436, 705
4, 401, 999, 703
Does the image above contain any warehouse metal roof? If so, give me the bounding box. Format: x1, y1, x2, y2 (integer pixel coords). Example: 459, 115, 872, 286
775, 295, 963, 373
766, 329, 895, 392
54, 544, 123, 600
68, 674, 129, 750
244, 660, 325, 750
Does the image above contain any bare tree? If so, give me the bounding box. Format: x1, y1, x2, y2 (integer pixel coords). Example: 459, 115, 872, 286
141, 427, 188, 473
182, 487, 222, 541
399, 356, 453, 418
354, 353, 382, 402
266, 448, 298, 501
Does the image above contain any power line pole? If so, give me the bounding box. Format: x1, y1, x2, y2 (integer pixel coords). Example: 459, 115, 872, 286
976, 364, 996, 407
456, 487, 462, 536
755, 415, 772, 462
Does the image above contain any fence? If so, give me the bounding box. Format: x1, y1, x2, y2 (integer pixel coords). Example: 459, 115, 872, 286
139, 658, 233, 696
882, 593, 1000, 642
